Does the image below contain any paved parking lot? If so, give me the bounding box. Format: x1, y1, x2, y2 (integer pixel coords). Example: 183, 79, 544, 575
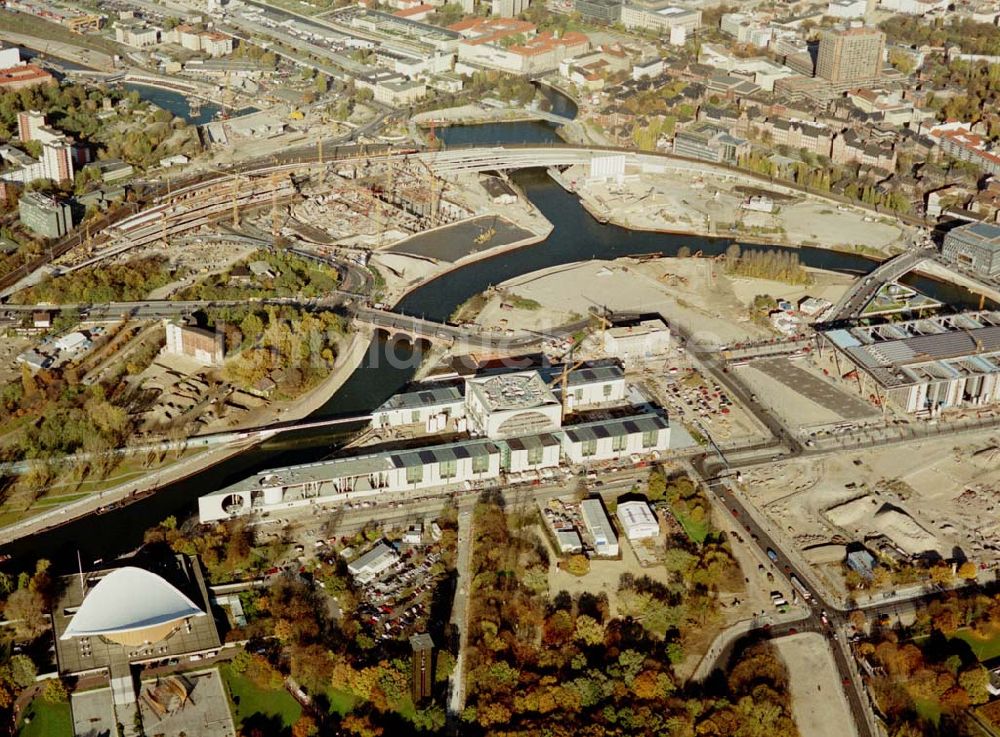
754, 358, 877, 422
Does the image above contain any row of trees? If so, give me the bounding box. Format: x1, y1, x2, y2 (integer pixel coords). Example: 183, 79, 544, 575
723, 244, 813, 285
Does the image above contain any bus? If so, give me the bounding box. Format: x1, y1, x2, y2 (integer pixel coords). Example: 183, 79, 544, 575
790, 574, 813, 603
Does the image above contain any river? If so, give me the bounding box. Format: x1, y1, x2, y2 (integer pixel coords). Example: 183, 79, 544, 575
1, 88, 988, 568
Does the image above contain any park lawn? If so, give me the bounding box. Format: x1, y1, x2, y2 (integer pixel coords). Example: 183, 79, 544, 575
953, 627, 1000, 662
221, 665, 301, 730
325, 687, 357, 716
17, 696, 72, 737
670, 504, 710, 544
914, 698, 941, 726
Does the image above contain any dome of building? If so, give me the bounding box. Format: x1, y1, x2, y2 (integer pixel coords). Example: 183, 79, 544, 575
61, 566, 205, 647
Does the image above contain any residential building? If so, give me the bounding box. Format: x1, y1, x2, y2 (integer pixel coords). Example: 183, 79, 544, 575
18, 191, 71, 238
580, 498, 619, 557
164, 321, 225, 365
115, 21, 160, 48
0, 64, 55, 91
927, 122, 1000, 177
765, 118, 834, 156
673, 121, 750, 164
815, 26, 885, 87
942, 222, 1000, 277
616, 500, 659, 540
831, 129, 896, 170
846, 549, 876, 579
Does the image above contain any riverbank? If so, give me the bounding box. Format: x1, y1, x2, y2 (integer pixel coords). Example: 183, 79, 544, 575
0, 328, 372, 546
412, 103, 557, 129
547, 163, 908, 257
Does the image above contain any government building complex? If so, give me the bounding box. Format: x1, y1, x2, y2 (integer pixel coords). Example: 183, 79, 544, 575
199, 363, 675, 523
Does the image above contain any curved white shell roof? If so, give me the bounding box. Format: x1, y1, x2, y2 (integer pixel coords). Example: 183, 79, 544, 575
61, 566, 205, 641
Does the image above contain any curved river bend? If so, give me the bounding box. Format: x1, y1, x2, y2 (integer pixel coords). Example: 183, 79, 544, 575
2, 92, 987, 566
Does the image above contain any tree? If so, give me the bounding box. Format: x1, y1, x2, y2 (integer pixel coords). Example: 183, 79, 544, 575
4, 588, 48, 639
957, 561, 978, 580
574, 614, 605, 646
647, 470, 667, 501
564, 554, 590, 577
9, 654, 37, 688
959, 666, 990, 705
291, 715, 318, 737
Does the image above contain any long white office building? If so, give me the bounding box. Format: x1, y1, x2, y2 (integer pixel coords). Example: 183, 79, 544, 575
198, 410, 671, 523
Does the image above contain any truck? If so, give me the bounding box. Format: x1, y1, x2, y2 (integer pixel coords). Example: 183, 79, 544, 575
766, 548, 778, 563
790, 574, 813, 602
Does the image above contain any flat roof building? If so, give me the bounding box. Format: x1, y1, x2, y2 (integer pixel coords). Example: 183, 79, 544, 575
580, 498, 620, 556
816, 26, 885, 88
942, 222, 1000, 277
164, 321, 225, 365
348, 543, 400, 583
18, 191, 71, 238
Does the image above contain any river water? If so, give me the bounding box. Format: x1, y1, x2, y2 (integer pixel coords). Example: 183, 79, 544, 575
2, 88, 988, 567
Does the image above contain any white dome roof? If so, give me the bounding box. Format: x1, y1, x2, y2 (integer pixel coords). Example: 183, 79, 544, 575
61, 566, 205, 643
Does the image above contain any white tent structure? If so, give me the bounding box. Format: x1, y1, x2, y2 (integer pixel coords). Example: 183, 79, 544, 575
61, 567, 206, 647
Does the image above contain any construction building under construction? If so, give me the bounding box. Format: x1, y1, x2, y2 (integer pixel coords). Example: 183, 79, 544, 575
821, 311, 1000, 415
106, 172, 297, 249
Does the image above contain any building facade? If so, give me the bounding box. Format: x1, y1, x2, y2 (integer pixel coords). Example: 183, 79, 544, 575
815, 26, 885, 87
18, 191, 71, 238
942, 222, 1000, 277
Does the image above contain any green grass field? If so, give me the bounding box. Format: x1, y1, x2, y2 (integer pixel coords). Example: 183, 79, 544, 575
17, 696, 72, 737
221, 665, 302, 731
953, 628, 1000, 663
325, 687, 358, 716
914, 697, 942, 726
670, 504, 710, 544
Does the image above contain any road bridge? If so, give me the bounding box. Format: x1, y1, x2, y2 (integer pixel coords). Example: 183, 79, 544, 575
353, 305, 550, 349
824, 248, 936, 323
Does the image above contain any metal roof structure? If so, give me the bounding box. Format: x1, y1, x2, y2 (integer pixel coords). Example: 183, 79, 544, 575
61, 567, 205, 647
823, 311, 1000, 388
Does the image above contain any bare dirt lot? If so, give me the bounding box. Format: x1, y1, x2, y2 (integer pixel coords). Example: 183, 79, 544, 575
776, 632, 858, 737
472, 257, 852, 348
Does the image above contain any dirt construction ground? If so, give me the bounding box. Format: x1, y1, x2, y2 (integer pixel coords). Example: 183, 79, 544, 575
776, 632, 858, 737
